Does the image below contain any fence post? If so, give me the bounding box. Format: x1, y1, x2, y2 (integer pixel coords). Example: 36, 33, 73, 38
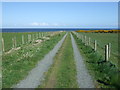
28, 34, 30, 43
94, 40, 97, 51
30, 34, 32, 41
82, 35, 83, 42
41, 33, 43, 37
37, 33, 38, 39
32, 34, 34, 41
28, 34, 31, 43
38, 33, 39, 38
14, 37, 17, 48
2, 38, 5, 52
12, 38, 14, 48
39, 33, 41, 38
105, 45, 109, 61
88, 37, 91, 46
30, 34, 31, 42
28, 34, 29, 43
22, 35, 24, 44
39, 33, 40, 38
108, 43, 111, 58
77, 33, 78, 38
84, 36, 86, 45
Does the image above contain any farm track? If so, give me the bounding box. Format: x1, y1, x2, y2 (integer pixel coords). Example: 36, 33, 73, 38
13, 33, 67, 88
42, 34, 68, 88
40, 33, 78, 88
71, 34, 95, 88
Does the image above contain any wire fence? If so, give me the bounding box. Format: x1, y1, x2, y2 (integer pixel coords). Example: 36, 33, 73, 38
73, 31, 118, 67
2, 32, 54, 53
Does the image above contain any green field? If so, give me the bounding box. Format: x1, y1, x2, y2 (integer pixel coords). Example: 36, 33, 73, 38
2, 32, 66, 88
77, 32, 118, 67
1, 31, 119, 88
72, 33, 119, 88
2, 32, 49, 52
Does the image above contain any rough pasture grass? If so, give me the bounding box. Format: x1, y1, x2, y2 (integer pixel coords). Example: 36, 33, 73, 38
39, 33, 78, 88
72, 33, 119, 88
2, 32, 49, 52
77, 32, 118, 67
2, 32, 66, 88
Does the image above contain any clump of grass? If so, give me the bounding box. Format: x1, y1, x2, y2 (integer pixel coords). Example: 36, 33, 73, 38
72, 33, 120, 88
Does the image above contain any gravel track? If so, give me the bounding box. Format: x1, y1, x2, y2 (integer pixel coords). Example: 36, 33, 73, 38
71, 34, 95, 88
14, 33, 67, 88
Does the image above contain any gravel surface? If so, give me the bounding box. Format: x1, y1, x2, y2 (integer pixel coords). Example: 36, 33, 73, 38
14, 33, 67, 88
71, 34, 95, 88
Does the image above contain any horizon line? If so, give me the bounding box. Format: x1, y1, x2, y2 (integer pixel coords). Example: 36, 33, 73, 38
1, 0, 120, 2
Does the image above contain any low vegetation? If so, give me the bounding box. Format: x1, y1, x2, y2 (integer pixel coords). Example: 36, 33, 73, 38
72, 33, 120, 88
76, 30, 120, 33
39, 33, 78, 88
77, 32, 119, 68
2, 32, 50, 52
2, 32, 66, 88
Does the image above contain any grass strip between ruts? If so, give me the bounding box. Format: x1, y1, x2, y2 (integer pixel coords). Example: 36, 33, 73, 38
39, 33, 78, 88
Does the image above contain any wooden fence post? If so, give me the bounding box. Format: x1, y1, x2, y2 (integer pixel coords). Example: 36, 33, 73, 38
14, 37, 17, 48
44, 32, 46, 36
43, 32, 44, 37
28, 34, 30, 43
84, 36, 86, 45
22, 35, 24, 44
39, 33, 41, 38
105, 45, 109, 61
41, 33, 43, 37
12, 38, 14, 48
38, 32, 39, 38
30, 34, 31, 42
36, 33, 37, 39
88, 37, 91, 46
108, 43, 111, 58
82, 35, 83, 42
33, 34, 34, 41
36, 33, 38, 39
28, 34, 29, 43
94, 40, 97, 51
2, 38, 5, 52
34, 34, 35, 40
77, 33, 78, 38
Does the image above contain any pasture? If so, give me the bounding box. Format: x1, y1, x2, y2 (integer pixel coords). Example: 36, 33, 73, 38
77, 32, 119, 67
2, 32, 50, 52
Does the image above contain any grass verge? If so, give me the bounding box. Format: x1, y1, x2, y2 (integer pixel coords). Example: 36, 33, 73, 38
72, 32, 120, 88
2, 32, 66, 88
39, 33, 78, 88
77, 32, 118, 68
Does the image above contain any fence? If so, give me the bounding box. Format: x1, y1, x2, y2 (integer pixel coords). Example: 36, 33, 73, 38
73, 31, 118, 62
2, 32, 53, 53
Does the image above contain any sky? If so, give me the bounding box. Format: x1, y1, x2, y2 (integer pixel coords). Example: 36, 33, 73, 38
2, 2, 118, 28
